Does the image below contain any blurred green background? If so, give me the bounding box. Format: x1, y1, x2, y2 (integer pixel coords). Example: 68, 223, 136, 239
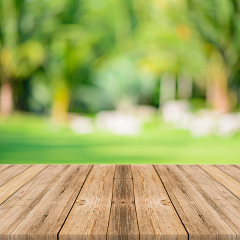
1, 114, 240, 164
1, 0, 240, 164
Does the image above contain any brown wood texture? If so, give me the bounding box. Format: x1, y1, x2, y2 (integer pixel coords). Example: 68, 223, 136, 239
0, 165, 240, 240
59, 165, 115, 240
112, 179, 134, 203
11, 165, 92, 240
0, 165, 11, 174
133, 165, 187, 240
0, 165, 68, 240
108, 165, 139, 240
115, 165, 132, 179
179, 165, 240, 238
200, 165, 240, 199
0, 165, 31, 187
154, 165, 236, 240
0, 164, 47, 204
215, 165, 240, 182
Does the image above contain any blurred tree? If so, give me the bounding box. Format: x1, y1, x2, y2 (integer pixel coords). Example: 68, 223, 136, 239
24, 0, 98, 122
45, 27, 96, 123
92, 53, 157, 110
0, 0, 45, 116
187, 0, 240, 112
133, 0, 207, 107
1, 0, 240, 118
79, 0, 149, 111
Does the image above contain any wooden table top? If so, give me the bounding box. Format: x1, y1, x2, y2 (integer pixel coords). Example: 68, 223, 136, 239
0, 164, 240, 240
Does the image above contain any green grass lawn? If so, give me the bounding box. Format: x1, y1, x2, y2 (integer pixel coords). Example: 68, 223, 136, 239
0, 114, 240, 164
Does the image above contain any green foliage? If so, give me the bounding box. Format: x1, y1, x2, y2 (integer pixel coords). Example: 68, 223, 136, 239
187, 0, 240, 71
0, 0, 240, 113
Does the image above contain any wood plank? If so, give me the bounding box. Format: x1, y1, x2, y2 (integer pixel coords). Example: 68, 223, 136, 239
108, 203, 139, 240
112, 179, 134, 203
154, 165, 236, 240
0, 165, 11, 173
0, 165, 68, 240
200, 165, 240, 199
108, 166, 139, 240
0, 165, 31, 187
215, 165, 240, 182
59, 165, 115, 240
132, 165, 187, 240
0, 164, 47, 205
115, 165, 132, 179
11, 165, 92, 240
179, 165, 240, 239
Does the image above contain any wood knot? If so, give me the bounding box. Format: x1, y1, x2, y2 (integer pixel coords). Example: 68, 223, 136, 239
160, 199, 171, 206
115, 200, 131, 205
76, 199, 86, 206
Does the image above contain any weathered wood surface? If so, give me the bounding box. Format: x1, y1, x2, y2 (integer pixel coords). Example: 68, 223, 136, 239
11, 165, 92, 240
0, 165, 31, 187
0, 164, 47, 204
0, 164, 240, 240
133, 165, 187, 240
59, 165, 115, 240
0, 165, 68, 240
200, 165, 240, 199
215, 165, 240, 182
115, 165, 132, 179
179, 165, 240, 239
108, 165, 138, 240
0, 165, 11, 173
154, 165, 236, 240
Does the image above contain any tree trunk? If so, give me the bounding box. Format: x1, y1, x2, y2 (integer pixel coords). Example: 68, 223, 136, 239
159, 72, 176, 107
178, 73, 192, 99
207, 61, 230, 113
0, 79, 13, 116
52, 82, 69, 124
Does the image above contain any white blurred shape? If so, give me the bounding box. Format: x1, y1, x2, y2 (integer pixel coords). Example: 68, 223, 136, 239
177, 112, 193, 129
216, 113, 240, 137
161, 100, 191, 127
188, 115, 216, 137
70, 116, 94, 134
135, 105, 157, 122
95, 111, 142, 136
162, 101, 240, 138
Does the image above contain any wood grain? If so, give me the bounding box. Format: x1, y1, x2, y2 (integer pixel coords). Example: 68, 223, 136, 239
133, 165, 187, 240
108, 203, 139, 240
155, 165, 236, 240
11, 165, 92, 240
0, 165, 11, 174
0, 165, 68, 240
112, 179, 134, 203
0, 164, 239, 240
0, 164, 47, 204
0, 165, 31, 187
200, 165, 240, 199
108, 165, 139, 240
59, 165, 115, 240
178, 165, 240, 239
215, 165, 240, 182
115, 165, 132, 179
